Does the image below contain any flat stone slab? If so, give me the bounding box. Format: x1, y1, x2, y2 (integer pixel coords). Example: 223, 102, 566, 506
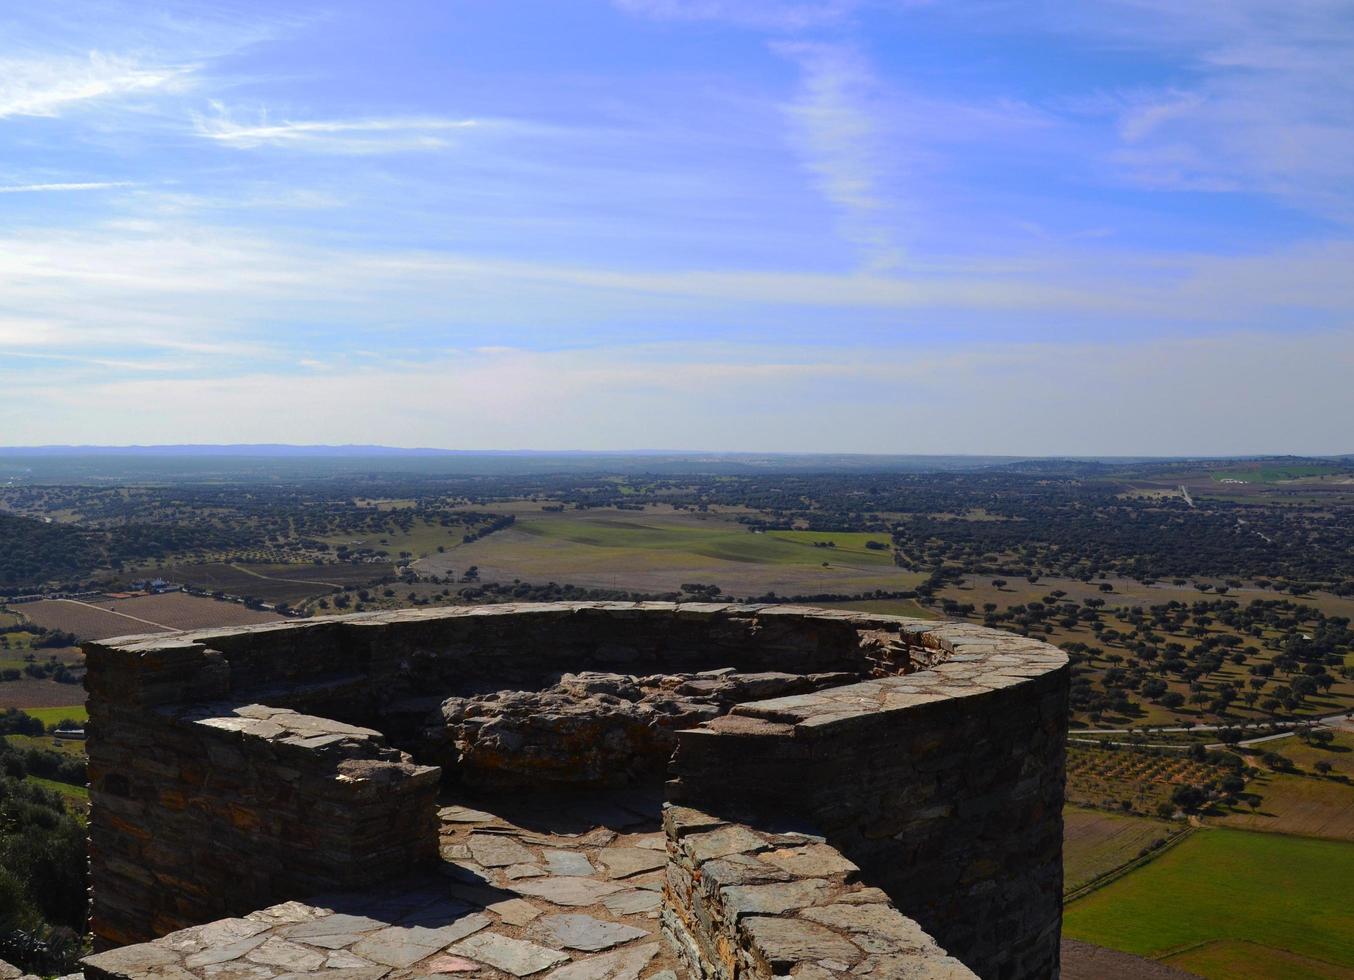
531, 915, 649, 952
468, 834, 536, 868
721, 879, 834, 919
682, 825, 768, 863
512, 878, 626, 907
601, 890, 661, 916
544, 851, 596, 877
489, 898, 544, 926
598, 848, 666, 879
351, 916, 492, 968
542, 943, 658, 980
740, 917, 864, 970
450, 933, 572, 976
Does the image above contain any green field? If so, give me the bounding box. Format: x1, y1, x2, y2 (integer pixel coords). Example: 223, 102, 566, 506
1210, 464, 1345, 484
518, 518, 894, 566
1064, 829, 1354, 973
415, 510, 922, 597
22, 705, 88, 728
3, 733, 85, 758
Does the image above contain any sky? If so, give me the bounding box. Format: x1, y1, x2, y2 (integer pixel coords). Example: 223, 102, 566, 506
2, 0, 1353, 455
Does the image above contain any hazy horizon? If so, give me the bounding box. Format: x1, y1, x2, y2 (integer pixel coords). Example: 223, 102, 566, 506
4, 1, 1352, 454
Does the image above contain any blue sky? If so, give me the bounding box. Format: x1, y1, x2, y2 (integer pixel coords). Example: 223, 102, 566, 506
3, 0, 1352, 454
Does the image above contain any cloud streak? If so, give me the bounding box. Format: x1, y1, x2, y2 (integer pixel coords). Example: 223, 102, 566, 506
194, 105, 482, 153
0, 52, 193, 119
0, 181, 134, 193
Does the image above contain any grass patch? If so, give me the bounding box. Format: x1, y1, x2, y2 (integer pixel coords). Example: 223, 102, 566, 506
1164, 939, 1354, 979
517, 518, 894, 566
22, 705, 88, 729
26, 775, 89, 808
1063, 828, 1354, 969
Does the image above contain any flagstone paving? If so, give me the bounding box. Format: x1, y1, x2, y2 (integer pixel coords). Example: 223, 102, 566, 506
84, 790, 682, 980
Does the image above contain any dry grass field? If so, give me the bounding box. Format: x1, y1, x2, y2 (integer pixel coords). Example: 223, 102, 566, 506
1063, 807, 1182, 895
18, 593, 279, 641
413, 509, 923, 597
90, 592, 281, 632
161, 561, 394, 604
1206, 731, 1354, 840
0, 677, 85, 709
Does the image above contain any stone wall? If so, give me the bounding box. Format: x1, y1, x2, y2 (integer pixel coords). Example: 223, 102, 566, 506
661, 804, 976, 980
666, 624, 1068, 980
83, 603, 1066, 978
84, 638, 438, 947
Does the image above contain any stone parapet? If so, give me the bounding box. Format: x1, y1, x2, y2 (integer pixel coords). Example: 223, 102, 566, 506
661, 804, 976, 980
82, 603, 1067, 978
87, 696, 438, 947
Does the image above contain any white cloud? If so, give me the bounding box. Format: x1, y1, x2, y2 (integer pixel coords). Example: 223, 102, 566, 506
0, 181, 134, 193
0, 51, 192, 119
194, 105, 481, 153
1055, 0, 1354, 219
773, 42, 905, 271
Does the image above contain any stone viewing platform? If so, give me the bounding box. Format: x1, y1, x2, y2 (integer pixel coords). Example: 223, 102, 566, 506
79, 603, 1068, 980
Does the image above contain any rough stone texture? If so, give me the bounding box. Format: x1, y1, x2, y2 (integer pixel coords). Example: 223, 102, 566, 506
660, 805, 974, 980
665, 619, 1069, 980
82, 602, 1066, 979
429, 672, 858, 788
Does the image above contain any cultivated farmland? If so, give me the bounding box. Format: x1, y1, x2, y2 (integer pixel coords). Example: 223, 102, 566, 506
1062, 807, 1183, 895
413, 509, 921, 597
17, 593, 279, 640
1063, 829, 1354, 976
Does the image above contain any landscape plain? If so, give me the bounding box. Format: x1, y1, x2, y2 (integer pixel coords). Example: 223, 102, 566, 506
2, 451, 1353, 978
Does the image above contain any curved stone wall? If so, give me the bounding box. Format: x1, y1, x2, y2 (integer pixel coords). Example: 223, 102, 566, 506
83, 602, 1067, 979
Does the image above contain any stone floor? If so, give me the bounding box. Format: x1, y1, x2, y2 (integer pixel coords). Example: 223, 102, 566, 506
85, 788, 684, 980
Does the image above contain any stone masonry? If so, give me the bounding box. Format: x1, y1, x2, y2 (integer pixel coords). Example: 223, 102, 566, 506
80, 602, 1068, 980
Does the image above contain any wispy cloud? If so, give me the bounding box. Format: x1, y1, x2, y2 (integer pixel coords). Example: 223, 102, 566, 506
0, 181, 134, 193
194, 104, 481, 153
1050, 0, 1354, 219
0, 52, 193, 119
773, 42, 904, 271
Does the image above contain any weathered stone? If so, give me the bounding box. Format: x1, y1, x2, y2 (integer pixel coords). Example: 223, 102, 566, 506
739, 917, 864, 970
601, 890, 661, 916
512, 878, 625, 907
504, 864, 549, 880
541, 943, 658, 980
421, 955, 481, 974
683, 825, 769, 864
544, 851, 595, 877
489, 898, 544, 925
800, 905, 937, 953
467, 834, 535, 867
720, 879, 835, 919
530, 915, 649, 952
244, 938, 327, 973
351, 917, 491, 969
449, 933, 571, 976
286, 914, 386, 940
597, 848, 665, 879
762, 845, 859, 878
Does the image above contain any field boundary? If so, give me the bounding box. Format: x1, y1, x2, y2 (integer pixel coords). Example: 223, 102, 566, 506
1153, 936, 1354, 974
1063, 825, 1196, 903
